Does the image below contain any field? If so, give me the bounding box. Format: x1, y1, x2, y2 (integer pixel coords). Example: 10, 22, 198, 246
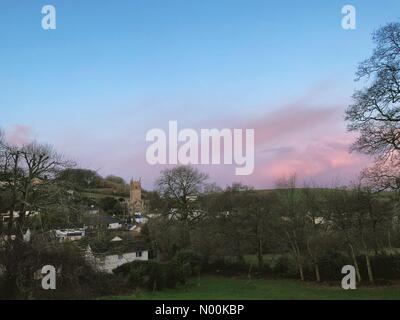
108, 276, 400, 300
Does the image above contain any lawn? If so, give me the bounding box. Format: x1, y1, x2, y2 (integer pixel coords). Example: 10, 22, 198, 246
108, 276, 400, 300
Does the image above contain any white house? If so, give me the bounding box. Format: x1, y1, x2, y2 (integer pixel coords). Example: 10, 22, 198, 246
98, 216, 123, 230
55, 228, 86, 242
108, 222, 123, 230
85, 243, 150, 274
23, 229, 31, 242
110, 236, 123, 242
134, 214, 148, 224
100, 250, 149, 273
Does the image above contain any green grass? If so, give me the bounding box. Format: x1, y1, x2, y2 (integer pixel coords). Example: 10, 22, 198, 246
107, 276, 400, 300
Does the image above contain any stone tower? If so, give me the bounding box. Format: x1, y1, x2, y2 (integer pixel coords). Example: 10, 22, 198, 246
130, 179, 143, 213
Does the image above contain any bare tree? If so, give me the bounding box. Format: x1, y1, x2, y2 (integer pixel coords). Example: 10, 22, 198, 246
346, 22, 400, 190
275, 175, 307, 281
324, 186, 363, 283
0, 140, 73, 239
156, 165, 208, 246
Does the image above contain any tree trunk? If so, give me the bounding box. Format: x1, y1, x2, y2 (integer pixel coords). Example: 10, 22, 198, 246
315, 263, 321, 283
349, 243, 362, 283
182, 220, 191, 248
298, 260, 304, 281
293, 242, 304, 281
306, 240, 320, 282
365, 253, 374, 283
388, 229, 392, 252
362, 238, 374, 283
257, 239, 263, 269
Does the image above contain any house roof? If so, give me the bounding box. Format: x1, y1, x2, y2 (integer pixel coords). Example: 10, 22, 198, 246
85, 215, 122, 225
81, 232, 148, 255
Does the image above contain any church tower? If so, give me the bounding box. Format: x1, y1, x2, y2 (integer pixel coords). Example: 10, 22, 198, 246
130, 179, 143, 213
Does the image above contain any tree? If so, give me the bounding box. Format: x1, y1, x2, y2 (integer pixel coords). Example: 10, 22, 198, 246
275, 175, 307, 281
346, 22, 400, 190
104, 175, 126, 185
99, 196, 123, 216
156, 166, 208, 247
324, 186, 363, 283
0, 137, 75, 296
0, 141, 73, 237
205, 184, 253, 264
57, 168, 101, 189
244, 191, 278, 269
301, 186, 327, 283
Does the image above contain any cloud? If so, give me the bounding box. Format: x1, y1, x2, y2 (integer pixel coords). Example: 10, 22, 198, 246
252, 106, 340, 145
261, 146, 295, 155
186, 94, 370, 188
258, 140, 369, 180
6, 125, 33, 147
42, 83, 371, 190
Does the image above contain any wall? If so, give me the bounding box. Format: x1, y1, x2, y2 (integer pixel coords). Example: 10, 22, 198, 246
97, 250, 149, 273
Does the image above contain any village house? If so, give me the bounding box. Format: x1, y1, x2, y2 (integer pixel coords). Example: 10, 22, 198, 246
134, 214, 148, 224
107, 218, 123, 230
54, 228, 86, 242
84, 238, 151, 273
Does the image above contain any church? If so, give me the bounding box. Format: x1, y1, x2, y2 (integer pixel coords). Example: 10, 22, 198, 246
129, 179, 147, 214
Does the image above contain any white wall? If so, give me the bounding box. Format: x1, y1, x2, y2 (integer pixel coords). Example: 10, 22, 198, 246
97, 250, 149, 273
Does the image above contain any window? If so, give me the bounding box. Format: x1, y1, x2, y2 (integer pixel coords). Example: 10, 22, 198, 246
136, 251, 142, 258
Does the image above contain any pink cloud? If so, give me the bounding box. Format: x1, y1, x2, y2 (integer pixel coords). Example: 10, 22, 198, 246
47, 84, 371, 190
179, 95, 370, 188
249, 104, 341, 145
262, 141, 367, 176
6, 125, 33, 147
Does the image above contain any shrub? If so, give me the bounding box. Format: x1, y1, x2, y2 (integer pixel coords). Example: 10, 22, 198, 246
0, 240, 133, 299
358, 253, 400, 280
113, 260, 183, 291
317, 251, 350, 281
271, 256, 298, 278
173, 249, 203, 277
202, 259, 250, 276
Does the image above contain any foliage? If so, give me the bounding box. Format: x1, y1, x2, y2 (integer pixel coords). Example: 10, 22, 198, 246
113, 260, 183, 291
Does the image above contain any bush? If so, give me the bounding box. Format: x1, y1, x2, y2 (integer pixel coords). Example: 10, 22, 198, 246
0, 240, 132, 299
173, 249, 203, 278
113, 260, 183, 291
202, 259, 250, 276
317, 251, 350, 281
271, 256, 299, 278
357, 253, 400, 280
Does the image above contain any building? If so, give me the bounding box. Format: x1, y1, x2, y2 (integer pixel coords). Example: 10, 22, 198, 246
85, 240, 150, 273
85, 215, 124, 230
130, 179, 144, 213
134, 214, 148, 224
107, 220, 123, 230
54, 228, 86, 242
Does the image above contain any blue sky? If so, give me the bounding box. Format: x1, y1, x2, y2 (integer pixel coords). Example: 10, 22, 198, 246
1, 0, 399, 188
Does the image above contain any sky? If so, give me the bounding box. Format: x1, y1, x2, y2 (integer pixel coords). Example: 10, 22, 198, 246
1, 0, 400, 189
